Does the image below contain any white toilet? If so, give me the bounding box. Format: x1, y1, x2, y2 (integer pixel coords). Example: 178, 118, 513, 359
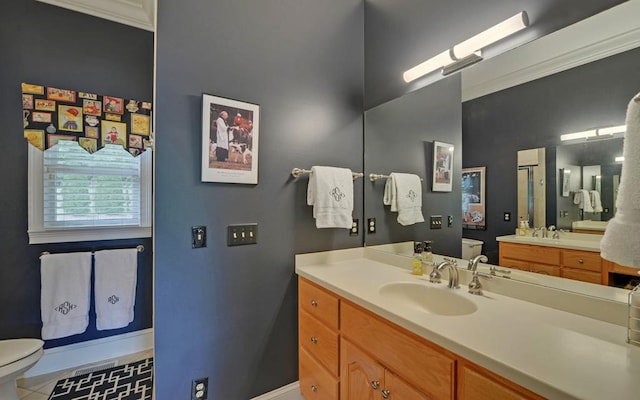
0, 339, 44, 400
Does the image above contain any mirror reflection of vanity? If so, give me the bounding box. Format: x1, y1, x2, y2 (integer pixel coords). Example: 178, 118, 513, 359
364, 2, 640, 297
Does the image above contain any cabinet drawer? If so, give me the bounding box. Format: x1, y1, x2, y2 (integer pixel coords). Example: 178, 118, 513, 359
529, 263, 560, 276
458, 361, 544, 400
300, 277, 339, 330
500, 258, 531, 271
300, 346, 339, 400
300, 309, 339, 376
341, 301, 454, 400
500, 243, 560, 265
562, 250, 601, 272
561, 268, 602, 284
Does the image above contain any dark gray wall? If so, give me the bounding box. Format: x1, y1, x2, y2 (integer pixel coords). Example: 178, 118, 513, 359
364, 0, 627, 109
0, 2, 153, 347
154, 0, 364, 398
462, 47, 640, 263
364, 75, 463, 257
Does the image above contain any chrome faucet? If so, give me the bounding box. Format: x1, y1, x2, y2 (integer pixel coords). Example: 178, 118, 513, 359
467, 255, 488, 271
532, 226, 548, 238
434, 261, 459, 289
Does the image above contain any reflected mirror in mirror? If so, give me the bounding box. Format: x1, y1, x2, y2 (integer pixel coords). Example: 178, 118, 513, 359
555, 137, 623, 232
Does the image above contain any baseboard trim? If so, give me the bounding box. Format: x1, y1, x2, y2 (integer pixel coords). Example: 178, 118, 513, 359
24, 328, 153, 378
251, 382, 303, 400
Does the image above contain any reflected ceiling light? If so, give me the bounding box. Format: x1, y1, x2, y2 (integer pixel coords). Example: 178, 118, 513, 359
560, 125, 626, 142
403, 11, 529, 83
598, 124, 627, 136
560, 129, 597, 141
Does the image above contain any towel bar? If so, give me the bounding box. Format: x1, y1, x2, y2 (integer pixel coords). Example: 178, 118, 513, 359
291, 167, 363, 180
369, 173, 424, 182
40, 245, 144, 257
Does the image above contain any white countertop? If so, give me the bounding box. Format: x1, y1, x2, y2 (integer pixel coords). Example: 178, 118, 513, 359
496, 232, 601, 252
295, 248, 640, 400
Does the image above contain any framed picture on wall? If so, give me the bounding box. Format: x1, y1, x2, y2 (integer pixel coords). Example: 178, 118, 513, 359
432, 141, 454, 192
462, 166, 486, 230
201, 93, 259, 184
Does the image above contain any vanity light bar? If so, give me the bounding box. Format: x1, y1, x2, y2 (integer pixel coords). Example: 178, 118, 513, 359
403, 11, 528, 83
560, 125, 626, 142
616, 156, 624, 162
451, 12, 529, 59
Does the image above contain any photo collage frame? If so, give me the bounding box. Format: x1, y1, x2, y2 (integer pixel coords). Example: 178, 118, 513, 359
22, 82, 152, 156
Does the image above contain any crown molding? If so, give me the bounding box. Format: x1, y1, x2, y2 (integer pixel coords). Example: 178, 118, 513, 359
462, 1, 640, 101
36, 0, 155, 32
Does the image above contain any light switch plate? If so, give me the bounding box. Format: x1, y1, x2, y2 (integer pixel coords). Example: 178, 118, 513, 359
227, 224, 258, 246
191, 226, 206, 248
430, 215, 442, 229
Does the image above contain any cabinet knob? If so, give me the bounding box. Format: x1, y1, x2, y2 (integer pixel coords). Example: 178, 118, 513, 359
370, 380, 380, 390
311, 385, 318, 392
578, 259, 584, 264
381, 389, 391, 399
310, 336, 318, 344
311, 299, 318, 307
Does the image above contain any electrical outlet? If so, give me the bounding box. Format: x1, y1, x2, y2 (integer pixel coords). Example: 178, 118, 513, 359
350, 219, 359, 236
503, 212, 511, 221
191, 226, 206, 248
368, 218, 376, 233
192, 377, 208, 400
430, 215, 442, 229
227, 224, 258, 246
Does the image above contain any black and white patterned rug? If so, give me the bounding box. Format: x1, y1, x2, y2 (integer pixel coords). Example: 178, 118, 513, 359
48, 357, 153, 400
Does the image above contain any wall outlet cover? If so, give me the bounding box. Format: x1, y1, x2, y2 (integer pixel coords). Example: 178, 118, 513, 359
350, 219, 359, 236
368, 218, 376, 233
192, 377, 208, 400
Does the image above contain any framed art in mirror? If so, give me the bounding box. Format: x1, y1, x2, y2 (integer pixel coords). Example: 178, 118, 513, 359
432, 141, 454, 192
201, 93, 259, 184
462, 166, 486, 230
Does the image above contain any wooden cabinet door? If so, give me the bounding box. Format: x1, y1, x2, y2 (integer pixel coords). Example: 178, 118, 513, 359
341, 339, 384, 400
385, 369, 432, 400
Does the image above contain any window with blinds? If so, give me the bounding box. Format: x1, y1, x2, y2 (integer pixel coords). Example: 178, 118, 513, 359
27, 140, 152, 244
43, 141, 141, 228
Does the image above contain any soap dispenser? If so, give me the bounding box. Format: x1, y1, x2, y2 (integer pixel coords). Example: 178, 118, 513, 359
422, 241, 434, 265
411, 241, 424, 275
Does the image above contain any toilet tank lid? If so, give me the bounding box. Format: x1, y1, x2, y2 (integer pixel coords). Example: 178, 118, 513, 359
0, 339, 44, 367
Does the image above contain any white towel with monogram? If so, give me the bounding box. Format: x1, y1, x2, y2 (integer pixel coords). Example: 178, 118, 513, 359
383, 173, 425, 226
94, 249, 138, 330
307, 166, 354, 229
41, 252, 92, 340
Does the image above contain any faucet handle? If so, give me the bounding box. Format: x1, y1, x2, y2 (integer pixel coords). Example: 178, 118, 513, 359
489, 266, 511, 277
468, 270, 492, 295
429, 268, 441, 284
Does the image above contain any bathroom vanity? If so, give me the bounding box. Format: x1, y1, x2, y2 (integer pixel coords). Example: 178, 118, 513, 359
497, 233, 640, 287
296, 247, 638, 400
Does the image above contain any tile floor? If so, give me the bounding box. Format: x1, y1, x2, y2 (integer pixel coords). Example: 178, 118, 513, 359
16, 349, 153, 400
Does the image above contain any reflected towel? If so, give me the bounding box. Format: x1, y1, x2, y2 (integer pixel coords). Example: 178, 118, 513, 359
590, 190, 603, 213
94, 249, 138, 330
41, 252, 92, 340
306, 166, 354, 229
573, 189, 594, 212
383, 173, 425, 226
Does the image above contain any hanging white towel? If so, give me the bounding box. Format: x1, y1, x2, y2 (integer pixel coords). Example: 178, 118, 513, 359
573, 189, 594, 212
94, 249, 138, 330
590, 190, 603, 213
306, 166, 354, 229
383, 173, 425, 226
41, 252, 92, 340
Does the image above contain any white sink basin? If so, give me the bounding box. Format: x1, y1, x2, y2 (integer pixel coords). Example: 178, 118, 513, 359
378, 282, 477, 316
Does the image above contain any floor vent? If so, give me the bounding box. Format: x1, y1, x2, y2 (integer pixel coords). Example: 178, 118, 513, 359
72, 361, 118, 377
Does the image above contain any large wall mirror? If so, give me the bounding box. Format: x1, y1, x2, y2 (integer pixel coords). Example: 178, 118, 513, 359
364, 1, 640, 300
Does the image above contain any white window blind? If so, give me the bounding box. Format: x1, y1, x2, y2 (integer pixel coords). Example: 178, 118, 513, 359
43, 141, 140, 228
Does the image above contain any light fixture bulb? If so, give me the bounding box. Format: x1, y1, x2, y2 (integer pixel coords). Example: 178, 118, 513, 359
403, 50, 455, 83
560, 129, 597, 142
452, 11, 529, 59
598, 124, 626, 136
